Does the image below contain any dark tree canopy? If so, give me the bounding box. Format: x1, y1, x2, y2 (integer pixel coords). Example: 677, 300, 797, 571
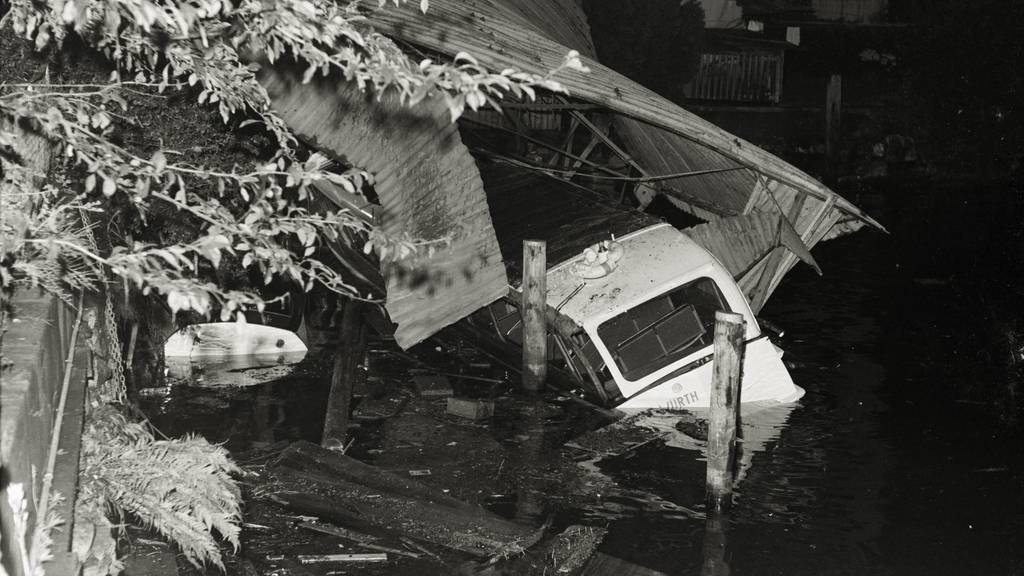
897, 0, 1024, 175
582, 0, 706, 101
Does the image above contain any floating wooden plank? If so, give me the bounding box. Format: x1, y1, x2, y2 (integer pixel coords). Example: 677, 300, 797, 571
274, 441, 481, 512
270, 480, 539, 558
259, 56, 508, 349
298, 553, 387, 564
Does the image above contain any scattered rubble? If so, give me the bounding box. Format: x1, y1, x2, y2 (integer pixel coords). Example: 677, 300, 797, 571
447, 397, 496, 420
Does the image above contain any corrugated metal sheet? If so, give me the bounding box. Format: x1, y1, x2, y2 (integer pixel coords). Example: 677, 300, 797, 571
366, 0, 880, 231
684, 51, 784, 103
614, 118, 756, 217
365, 0, 882, 313
480, 163, 660, 285
467, 94, 564, 131
259, 64, 509, 348
502, 1, 596, 54
685, 212, 782, 278
730, 179, 854, 309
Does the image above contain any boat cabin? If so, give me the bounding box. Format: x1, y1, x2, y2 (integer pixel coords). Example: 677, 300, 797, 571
474, 164, 804, 409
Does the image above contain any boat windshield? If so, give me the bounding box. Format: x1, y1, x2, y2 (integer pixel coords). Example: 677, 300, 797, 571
596, 277, 730, 381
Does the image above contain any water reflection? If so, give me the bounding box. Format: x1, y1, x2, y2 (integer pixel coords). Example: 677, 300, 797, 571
164, 352, 308, 388
623, 400, 799, 487
163, 321, 308, 388
138, 351, 330, 452
701, 511, 730, 576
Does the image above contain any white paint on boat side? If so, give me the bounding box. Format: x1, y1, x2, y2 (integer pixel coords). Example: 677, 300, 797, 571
165, 322, 308, 358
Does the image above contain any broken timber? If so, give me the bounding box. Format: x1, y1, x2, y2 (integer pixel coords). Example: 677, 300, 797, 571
270, 441, 541, 558
522, 240, 548, 391
321, 300, 365, 451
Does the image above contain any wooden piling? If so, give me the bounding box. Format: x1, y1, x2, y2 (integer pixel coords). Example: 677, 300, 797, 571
322, 299, 366, 451
706, 311, 745, 512
825, 73, 843, 181
522, 240, 548, 391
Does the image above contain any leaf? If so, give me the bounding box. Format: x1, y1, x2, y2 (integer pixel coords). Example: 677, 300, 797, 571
151, 151, 167, 173
302, 65, 317, 84
454, 51, 477, 66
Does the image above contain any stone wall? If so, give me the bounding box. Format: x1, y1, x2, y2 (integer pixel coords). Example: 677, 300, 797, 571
0, 294, 90, 576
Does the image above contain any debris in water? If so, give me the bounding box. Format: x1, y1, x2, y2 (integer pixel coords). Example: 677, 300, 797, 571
547, 525, 608, 573
413, 373, 454, 397
674, 414, 709, 441
297, 553, 388, 563
298, 521, 378, 543
446, 397, 495, 420
270, 441, 540, 557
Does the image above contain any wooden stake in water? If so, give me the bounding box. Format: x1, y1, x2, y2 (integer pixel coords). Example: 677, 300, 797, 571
706, 311, 746, 512
322, 300, 365, 451
522, 240, 548, 391
825, 73, 843, 181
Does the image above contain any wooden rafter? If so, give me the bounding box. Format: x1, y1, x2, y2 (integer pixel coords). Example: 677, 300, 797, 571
462, 117, 627, 178
567, 108, 647, 177
566, 133, 601, 179
556, 116, 581, 168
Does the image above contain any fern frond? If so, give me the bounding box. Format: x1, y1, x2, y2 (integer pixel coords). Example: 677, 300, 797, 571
79, 404, 242, 571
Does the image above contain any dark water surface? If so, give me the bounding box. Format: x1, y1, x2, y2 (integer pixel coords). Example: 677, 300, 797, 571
138, 182, 1024, 575
596, 183, 1024, 576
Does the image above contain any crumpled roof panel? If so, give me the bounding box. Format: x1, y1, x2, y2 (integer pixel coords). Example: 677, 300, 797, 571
368, 0, 881, 230
260, 62, 509, 348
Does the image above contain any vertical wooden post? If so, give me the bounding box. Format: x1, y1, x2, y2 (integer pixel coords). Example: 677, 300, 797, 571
322, 299, 366, 451
825, 73, 843, 182
706, 311, 745, 512
522, 240, 547, 391
125, 322, 139, 369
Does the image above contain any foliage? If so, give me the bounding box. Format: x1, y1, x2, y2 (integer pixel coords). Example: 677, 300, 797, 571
0, 0, 587, 319
78, 404, 242, 570
1, 483, 63, 576
1, 1, 586, 571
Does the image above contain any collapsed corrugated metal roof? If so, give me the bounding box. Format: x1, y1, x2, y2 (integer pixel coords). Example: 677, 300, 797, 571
260, 0, 881, 348
480, 163, 659, 285
259, 63, 508, 348
367, 0, 882, 310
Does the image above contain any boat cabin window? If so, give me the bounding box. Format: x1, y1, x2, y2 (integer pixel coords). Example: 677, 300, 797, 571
597, 277, 730, 381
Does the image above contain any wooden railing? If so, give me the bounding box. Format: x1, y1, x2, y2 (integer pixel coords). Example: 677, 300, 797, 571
684, 51, 785, 104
